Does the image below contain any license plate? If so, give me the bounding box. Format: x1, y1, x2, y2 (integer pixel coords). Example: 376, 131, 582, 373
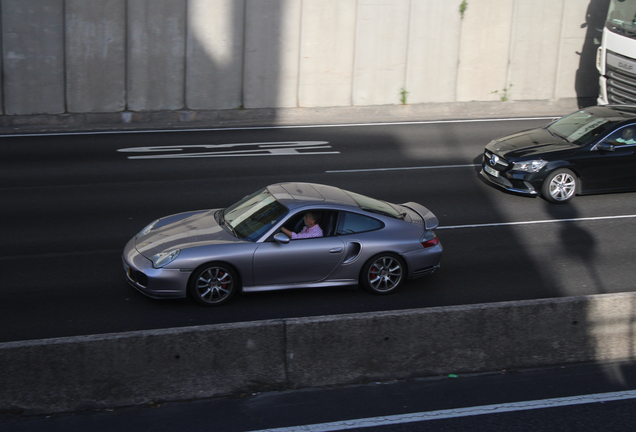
484, 165, 499, 177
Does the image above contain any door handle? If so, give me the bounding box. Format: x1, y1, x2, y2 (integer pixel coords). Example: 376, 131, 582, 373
329, 248, 343, 254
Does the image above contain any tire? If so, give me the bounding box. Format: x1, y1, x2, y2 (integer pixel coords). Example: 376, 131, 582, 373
360, 253, 406, 295
541, 168, 578, 203
188, 263, 239, 306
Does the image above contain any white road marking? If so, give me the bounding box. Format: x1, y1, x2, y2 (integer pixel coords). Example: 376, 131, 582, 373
117, 141, 339, 159
437, 214, 636, 230
0, 116, 554, 138
326, 164, 479, 173
250, 390, 636, 432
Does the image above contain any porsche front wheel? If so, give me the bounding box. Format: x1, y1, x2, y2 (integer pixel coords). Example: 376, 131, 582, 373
188, 263, 239, 306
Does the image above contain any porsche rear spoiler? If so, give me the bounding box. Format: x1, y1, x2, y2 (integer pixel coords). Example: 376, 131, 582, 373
401, 202, 439, 230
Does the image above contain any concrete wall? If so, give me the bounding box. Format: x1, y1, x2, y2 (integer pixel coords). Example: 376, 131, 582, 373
186, 0, 245, 109
244, 0, 302, 108
457, 0, 514, 102
0, 0, 604, 117
1, 292, 635, 414
298, 0, 356, 107
127, 0, 187, 111
407, 1, 462, 103
1, 0, 65, 115
66, 0, 126, 113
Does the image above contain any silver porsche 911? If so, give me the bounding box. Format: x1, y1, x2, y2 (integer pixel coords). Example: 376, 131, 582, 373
122, 182, 442, 306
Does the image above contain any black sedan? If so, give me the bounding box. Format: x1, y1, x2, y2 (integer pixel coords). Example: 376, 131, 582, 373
481, 105, 636, 203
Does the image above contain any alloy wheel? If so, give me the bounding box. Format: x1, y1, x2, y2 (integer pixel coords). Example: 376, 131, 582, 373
193, 266, 235, 305
367, 256, 403, 293
549, 172, 576, 202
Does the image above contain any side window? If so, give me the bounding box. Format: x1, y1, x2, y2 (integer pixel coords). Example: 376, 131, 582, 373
337, 212, 383, 235
277, 210, 335, 240
607, 126, 636, 146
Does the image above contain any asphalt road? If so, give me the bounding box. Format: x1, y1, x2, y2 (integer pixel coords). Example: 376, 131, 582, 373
2, 117, 636, 342
3, 361, 636, 431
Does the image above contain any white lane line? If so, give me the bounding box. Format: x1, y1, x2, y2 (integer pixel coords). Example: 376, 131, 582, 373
326, 164, 479, 173
437, 214, 636, 230
250, 390, 636, 432
0, 116, 554, 137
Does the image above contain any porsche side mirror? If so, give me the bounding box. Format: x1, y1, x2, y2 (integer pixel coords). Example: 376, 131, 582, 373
273, 233, 290, 244
599, 142, 615, 152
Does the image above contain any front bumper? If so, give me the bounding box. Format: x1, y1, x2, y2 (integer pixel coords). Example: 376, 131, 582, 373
122, 237, 190, 299
481, 152, 541, 196
480, 168, 539, 196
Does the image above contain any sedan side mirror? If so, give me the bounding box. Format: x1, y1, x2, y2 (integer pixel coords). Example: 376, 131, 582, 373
598, 142, 616, 152
273, 233, 290, 244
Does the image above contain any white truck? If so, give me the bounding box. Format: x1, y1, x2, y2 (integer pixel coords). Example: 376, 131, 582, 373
597, 0, 636, 104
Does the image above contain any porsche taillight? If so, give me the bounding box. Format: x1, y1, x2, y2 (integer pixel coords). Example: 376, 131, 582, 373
421, 236, 439, 249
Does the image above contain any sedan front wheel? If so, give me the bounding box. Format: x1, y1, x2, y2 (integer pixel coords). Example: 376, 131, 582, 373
188, 263, 239, 306
542, 168, 578, 203
360, 253, 406, 295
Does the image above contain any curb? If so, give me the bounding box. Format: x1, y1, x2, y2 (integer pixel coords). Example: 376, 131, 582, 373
0, 99, 582, 135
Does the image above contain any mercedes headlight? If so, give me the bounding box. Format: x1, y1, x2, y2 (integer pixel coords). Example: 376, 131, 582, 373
512, 160, 547, 172
150, 249, 181, 268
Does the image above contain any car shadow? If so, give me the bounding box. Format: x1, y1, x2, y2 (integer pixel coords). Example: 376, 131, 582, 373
543, 200, 604, 293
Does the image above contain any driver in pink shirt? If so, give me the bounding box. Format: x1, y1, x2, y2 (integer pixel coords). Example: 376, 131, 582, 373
281, 212, 323, 239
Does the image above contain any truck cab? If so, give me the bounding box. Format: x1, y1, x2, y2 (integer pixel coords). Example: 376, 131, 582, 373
597, 0, 636, 105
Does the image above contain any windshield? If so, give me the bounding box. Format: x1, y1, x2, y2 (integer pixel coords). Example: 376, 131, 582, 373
606, 0, 636, 38
223, 188, 288, 241
547, 109, 616, 145
345, 191, 403, 219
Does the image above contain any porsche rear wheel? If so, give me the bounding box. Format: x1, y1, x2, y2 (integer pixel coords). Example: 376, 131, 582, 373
188, 263, 238, 306
360, 253, 405, 295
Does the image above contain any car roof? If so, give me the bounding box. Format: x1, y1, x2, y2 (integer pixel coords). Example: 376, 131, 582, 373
267, 182, 359, 209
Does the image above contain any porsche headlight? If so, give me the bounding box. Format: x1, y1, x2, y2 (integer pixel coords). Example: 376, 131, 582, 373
150, 249, 181, 268
138, 219, 159, 237
512, 160, 547, 172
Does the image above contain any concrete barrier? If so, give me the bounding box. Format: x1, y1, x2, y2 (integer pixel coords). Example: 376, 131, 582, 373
0, 321, 287, 414
1, 292, 635, 414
